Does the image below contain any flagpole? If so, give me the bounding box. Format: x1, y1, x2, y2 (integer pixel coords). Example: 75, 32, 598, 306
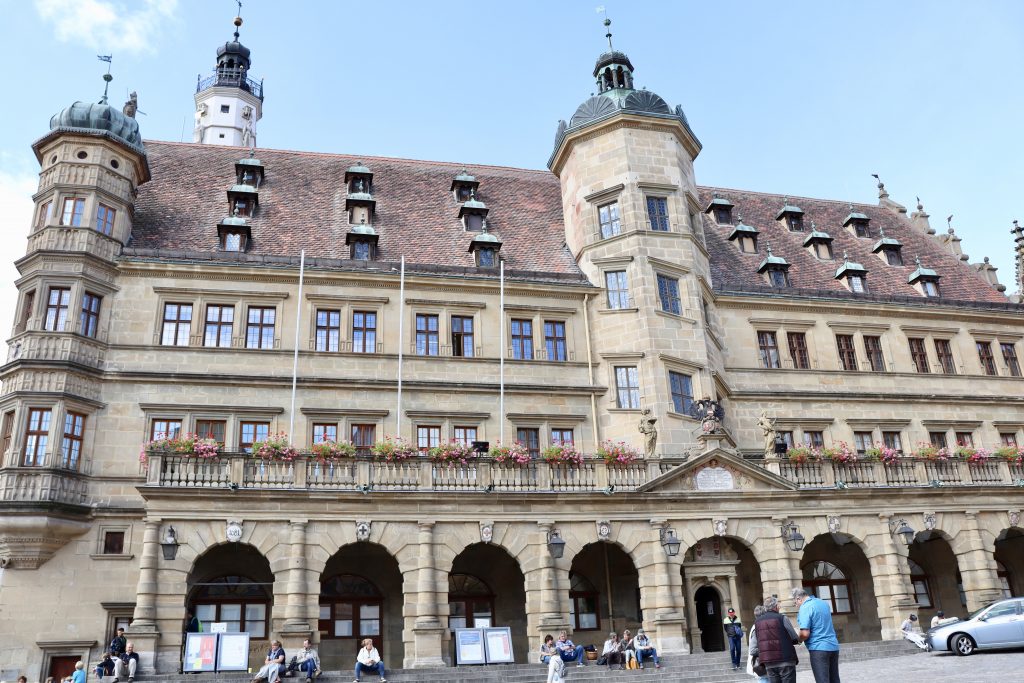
396, 256, 405, 437
499, 260, 505, 445
288, 250, 305, 439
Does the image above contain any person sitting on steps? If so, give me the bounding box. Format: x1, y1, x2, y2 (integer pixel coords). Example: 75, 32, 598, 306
354, 638, 386, 683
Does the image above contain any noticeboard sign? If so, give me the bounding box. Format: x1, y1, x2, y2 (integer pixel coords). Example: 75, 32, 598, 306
454, 628, 487, 665
183, 633, 218, 672
483, 627, 514, 663
216, 633, 251, 671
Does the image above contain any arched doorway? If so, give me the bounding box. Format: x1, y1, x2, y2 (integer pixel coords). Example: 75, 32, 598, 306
694, 585, 724, 652
681, 537, 763, 653
319, 543, 403, 670
569, 542, 641, 642
187, 544, 274, 639
995, 528, 1024, 597
909, 532, 966, 622
801, 534, 880, 642
449, 543, 528, 662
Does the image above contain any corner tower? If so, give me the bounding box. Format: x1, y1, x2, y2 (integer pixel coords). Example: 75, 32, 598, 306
194, 12, 264, 146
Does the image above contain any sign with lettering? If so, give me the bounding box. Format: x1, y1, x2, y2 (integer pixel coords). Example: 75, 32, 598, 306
694, 466, 734, 491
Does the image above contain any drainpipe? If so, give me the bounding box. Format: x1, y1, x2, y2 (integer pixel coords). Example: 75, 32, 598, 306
582, 292, 600, 451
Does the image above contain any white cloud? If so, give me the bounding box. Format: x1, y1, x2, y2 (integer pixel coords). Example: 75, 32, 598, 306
0, 169, 38, 353
35, 0, 178, 54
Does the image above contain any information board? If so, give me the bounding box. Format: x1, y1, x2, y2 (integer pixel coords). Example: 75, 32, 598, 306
454, 628, 486, 665
483, 627, 514, 663
183, 633, 218, 672
217, 633, 251, 671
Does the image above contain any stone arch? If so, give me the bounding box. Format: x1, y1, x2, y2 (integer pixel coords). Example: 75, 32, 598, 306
569, 541, 640, 640
801, 533, 881, 642
693, 583, 725, 652
995, 527, 1024, 596
318, 541, 403, 669
449, 541, 528, 662
908, 529, 966, 622
186, 542, 275, 643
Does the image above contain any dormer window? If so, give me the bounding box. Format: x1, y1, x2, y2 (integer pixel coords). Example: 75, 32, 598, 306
728, 218, 759, 254
848, 275, 866, 293
458, 190, 489, 233
223, 232, 245, 252
803, 222, 834, 260
451, 170, 479, 203
706, 195, 734, 226
884, 249, 903, 266
835, 255, 868, 293
468, 228, 502, 268
217, 213, 251, 253
776, 202, 804, 232
346, 217, 379, 261
232, 197, 253, 217
345, 162, 376, 226
908, 257, 941, 297
922, 280, 939, 297
757, 245, 791, 287
872, 229, 903, 266
352, 241, 372, 261
843, 209, 871, 238
234, 154, 265, 188
477, 247, 497, 267
227, 183, 258, 218
345, 162, 374, 195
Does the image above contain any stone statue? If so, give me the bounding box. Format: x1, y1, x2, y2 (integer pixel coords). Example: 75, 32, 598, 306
123, 91, 138, 118
757, 410, 777, 458
638, 408, 658, 458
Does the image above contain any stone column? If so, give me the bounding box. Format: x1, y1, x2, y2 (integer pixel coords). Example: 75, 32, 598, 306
759, 519, 802, 616
278, 520, 311, 649
867, 515, 918, 641
127, 519, 161, 672
408, 521, 445, 668
527, 522, 570, 652
956, 511, 1003, 611
727, 574, 740, 615
638, 521, 689, 655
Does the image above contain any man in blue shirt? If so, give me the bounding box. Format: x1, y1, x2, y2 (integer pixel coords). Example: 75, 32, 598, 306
791, 587, 840, 683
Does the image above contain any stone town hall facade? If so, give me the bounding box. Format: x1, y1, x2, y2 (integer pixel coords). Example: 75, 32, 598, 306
2, 15, 1023, 680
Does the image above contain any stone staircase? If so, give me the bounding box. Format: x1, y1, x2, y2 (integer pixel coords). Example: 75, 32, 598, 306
148, 640, 921, 683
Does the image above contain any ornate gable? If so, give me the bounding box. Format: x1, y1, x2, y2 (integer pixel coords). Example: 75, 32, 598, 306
638, 449, 797, 493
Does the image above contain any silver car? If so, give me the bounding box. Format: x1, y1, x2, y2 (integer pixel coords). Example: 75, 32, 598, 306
928, 597, 1024, 655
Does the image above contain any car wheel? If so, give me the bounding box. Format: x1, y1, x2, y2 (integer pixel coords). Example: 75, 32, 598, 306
951, 634, 975, 656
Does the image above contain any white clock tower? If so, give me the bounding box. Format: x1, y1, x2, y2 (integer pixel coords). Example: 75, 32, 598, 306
194, 14, 263, 147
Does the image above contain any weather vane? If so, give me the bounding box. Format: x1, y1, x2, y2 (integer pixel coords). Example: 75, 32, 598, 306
596, 6, 613, 50
97, 54, 113, 103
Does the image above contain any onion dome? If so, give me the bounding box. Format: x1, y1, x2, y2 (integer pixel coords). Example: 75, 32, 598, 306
49, 101, 143, 154
217, 16, 252, 68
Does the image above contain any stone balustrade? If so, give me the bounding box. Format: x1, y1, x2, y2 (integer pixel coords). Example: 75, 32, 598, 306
0, 467, 90, 506
766, 457, 1024, 488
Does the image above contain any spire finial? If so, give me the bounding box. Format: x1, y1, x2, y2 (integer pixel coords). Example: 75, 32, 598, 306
597, 6, 613, 51
843, 251, 850, 263
915, 255, 923, 268
810, 220, 817, 231
766, 241, 773, 256
947, 214, 954, 234
871, 173, 888, 198
916, 196, 923, 211
97, 54, 113, 104
879, 226, 886, 238
233, 0, 243, 39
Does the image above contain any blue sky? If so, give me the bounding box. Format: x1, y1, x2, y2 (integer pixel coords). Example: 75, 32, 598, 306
1, 0, 1022, 338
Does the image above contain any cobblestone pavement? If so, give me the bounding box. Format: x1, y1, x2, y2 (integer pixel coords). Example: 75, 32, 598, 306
794, 649, 1024, 682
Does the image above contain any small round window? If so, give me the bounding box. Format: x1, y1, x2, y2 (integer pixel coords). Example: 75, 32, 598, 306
110, 159, 120, 169
76, 151, 88, 160
50, 155, 58, 165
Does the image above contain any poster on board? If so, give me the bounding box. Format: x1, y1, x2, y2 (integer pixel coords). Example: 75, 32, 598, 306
454, 628, 486, 665
217, 633, 251, 671
483, 627, 514, 663
183, 633, 218, 672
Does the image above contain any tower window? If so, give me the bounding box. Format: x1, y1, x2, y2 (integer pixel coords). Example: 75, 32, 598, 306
80, 292, 101, 338
646, 196, 670, 231
221, 105, 230, 113
598, 202, 621, 239
96, 204, 116, 236
44, 287, 71, 332
605, 271, 629, 309
36, 201, 53, 229
60, 197, 86, 226
656, 274, 681, 315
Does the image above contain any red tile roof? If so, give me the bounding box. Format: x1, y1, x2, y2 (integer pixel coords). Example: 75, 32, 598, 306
129, 141, 1009, 304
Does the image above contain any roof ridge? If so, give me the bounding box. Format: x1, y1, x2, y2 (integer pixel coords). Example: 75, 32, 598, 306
698, 184, 878, 211
142, 139, 555, 176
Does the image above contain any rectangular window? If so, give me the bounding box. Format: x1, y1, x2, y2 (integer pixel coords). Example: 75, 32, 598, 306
853, 431, 873, 456
516, 428, 540, 458
551, 429, 574, 446
848, 275, 866, 293
18, 290, 35, 331
614, 366, 640, 409
510, 319, 533, 360
935, 339, 956, 374
245, 307, 276, 349
757, 331, 781, 369
787, 215, 804, 231
768, 269, 790, 288
223, 232, 244, 251
814, 242, 833, 260
668, 371, 693, 414
713, 206, 732, 225
605, 271, 629, 309
79, 292, 101, 338
37, 200, 52, 228
150, 419, 182, 441
929, 431, 948, 449
778, 431, 794, 449
61, 412, 85, 470
882, 431, 903, 454
312, 423, 337, 444
1000, 433, 1018, 447
598, 202, 621, 239
656, 274, 681, 315
161, 303, 192, 346
103, 530, 125, 555
352, 311, 377, 354
836, 334, 858, 371
415, 313, 440, 356
453, 426, 478, 447
240, 422, 270, 453
544, 321, 567, 361
977, 341, 997, 376
909, 338, 930, 374
451, 316, 474, 358
853, 222, 868, 238
351, 424, 375, 455
787, 332, 810, 369
1, 410, 14, 454
864, 335, 885, 372
955, 432, 974, 448
922, 280, 940, 297
315, 309, 341, 353
885, 249, 904, 266
417, 425, 441, 452
96, 204, 116, 236
23, 408, 51, 466
646, 196, 669, 231
1001, 343, 1022, 377
44, 287, 71, 332
195, 419, 226, 447
204, 305, 235, 348
803, 431, 824, 448
60, 197, 85, 226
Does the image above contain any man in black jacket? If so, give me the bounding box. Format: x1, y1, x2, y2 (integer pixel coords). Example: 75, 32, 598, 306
749, 596, 800, 683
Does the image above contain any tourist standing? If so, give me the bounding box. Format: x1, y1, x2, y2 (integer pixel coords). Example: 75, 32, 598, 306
750, 596, 799, 683
746, 605, 769, 683
792, 587, 841, 683
724, 607, 744, 670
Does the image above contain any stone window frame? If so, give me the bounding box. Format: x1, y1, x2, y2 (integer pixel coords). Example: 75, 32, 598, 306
151, 287, 289, 348
773, 419, 835, 451
9, 398, 97, 471
846, 420, 911, 455
405, 411, 489, 449
900, 326, 961, 375
993, 422, 1024, 448
100, 602, 136, 646
826, 322, 893, 374
749, 318, 819, 370
305, 294, 389, 355
583, 184, 625, 242
244, 305, 279, 350
140, 404, 284, 453
405, 298, 485, 359
969, 330, 1024, 377
506, 412, 587, 452
503, 304, 578, 363
92, 523, 134, 560
658, 353, 704, 421
593, 255, 636, 313
37, 641, 100, 683
300, 409, 389, 451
